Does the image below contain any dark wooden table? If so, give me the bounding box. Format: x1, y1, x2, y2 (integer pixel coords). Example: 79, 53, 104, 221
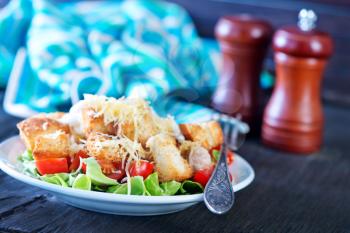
0, 92, 349, 233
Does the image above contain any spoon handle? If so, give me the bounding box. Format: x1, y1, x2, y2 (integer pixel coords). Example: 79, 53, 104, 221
204, 143, 235, 214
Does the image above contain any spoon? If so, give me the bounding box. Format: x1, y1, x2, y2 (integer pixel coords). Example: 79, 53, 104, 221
204, 114, 245, 214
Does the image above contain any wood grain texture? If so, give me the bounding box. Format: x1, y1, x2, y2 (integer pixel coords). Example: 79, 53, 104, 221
0, 91, 349, 232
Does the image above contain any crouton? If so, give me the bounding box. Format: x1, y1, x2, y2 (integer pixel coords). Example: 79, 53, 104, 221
17, 116, 70, 152
81, 108, 117, 136
179, 121, 223, 150
86, 132, 147, 163
35, 112, 66, 120
120, 110, 160, 147
86, 132, 123, 163
32, 131, 70, 160
146, 133, 193, 182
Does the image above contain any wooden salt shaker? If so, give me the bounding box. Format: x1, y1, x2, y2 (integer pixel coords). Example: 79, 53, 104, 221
211, 15, 273, 126
262, 9, 333, 154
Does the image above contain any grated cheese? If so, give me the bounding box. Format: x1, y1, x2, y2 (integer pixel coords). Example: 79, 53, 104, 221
42, 130, 65, 139
60, 94, 187, 194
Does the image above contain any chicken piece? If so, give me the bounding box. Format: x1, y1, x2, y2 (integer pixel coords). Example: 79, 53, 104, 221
17, 116, 70, 152
179, 121, 223, 150
179, 140, 212, 171
188, 146, 212, 171
32, 131, 70, 160
179, 140, 197, 158
146, 133, 193, 182
81, 108, 117, 136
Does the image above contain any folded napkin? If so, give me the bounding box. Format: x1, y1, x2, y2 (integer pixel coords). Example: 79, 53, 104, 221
0, 0, 32, 86
2, 0, 223, 123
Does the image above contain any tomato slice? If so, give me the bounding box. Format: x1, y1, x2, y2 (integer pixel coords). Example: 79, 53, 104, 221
211, 147, 234, 165
129, 160, 154, 179
193, 165, 215, 187
36, 158, 69, 175
81, 163, 87, 174
210, 145, 221, 156
69, 150, 89, 172
227, 150, 234, 165
106, 161, 126, 181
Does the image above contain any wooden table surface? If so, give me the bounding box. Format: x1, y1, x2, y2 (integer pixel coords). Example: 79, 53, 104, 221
0, 93, 349, 233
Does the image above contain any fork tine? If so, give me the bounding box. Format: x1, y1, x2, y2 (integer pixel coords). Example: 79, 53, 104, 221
212, 112, 248, 151
223, 119, 230, 144
227, 121, 233, 147
231, 114, 241, 150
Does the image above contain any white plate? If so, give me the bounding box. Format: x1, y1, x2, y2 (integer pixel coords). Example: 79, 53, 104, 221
0, 136, 255, 216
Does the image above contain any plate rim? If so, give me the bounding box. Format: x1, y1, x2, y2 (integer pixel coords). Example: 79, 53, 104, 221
0, 136, 255, 205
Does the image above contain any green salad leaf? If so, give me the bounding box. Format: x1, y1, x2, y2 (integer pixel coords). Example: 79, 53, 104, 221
18, 150, 40, 178
107, 183, 128, 194
130, 176, 146, 195
107, 184, 121, 193
40, 173, 69, 187
106, 177, 146, 195
144, 173, 163, 196
84, 157, 118, 186
18, 152, 205, 196
92, 185, 108, 192
179, 180, 204, 194
68, 174, 77, 187
144, 173, 181, 195
72, 174, 91, 190
212, 149, 220, 162
19, 150, 34, 161
160, 181, 181, 195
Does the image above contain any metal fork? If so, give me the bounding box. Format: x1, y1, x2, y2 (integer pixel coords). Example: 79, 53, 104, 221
204, 114, 246, 214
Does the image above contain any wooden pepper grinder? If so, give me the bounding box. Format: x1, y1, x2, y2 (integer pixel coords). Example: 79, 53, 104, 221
212, 15, 273, 127
262, 9, 333, 154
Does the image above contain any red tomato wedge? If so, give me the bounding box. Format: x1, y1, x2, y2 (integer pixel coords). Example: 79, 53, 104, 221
69, 150, 89, 172
108, 161, 126, 180
107, 172, 125, 182
227, 150, 234, 165
36, 158, 69, 175
193, 165, 215, 187
129, 160, 154, 179
105, 161, 126, 181
211, 146, 234, 166
193, 164, 233, 187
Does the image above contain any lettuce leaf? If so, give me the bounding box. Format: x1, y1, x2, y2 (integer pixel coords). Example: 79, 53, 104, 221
19, 151, 204, 196
212, 149, 220, 162
40, 173, 69, 187
144, 173, 181, 196
107, 183, 127, 194
160, 181, 181, 195
18, 150, 40, 178
107, 176, 146, 195
130, 176, 146, 195
72, 174, 91, 190
179, 180, 203, 194
84, 157, 118, 186
144, 173, 163, 196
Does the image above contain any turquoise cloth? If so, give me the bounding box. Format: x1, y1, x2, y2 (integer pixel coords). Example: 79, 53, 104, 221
1, 0, 223, 122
